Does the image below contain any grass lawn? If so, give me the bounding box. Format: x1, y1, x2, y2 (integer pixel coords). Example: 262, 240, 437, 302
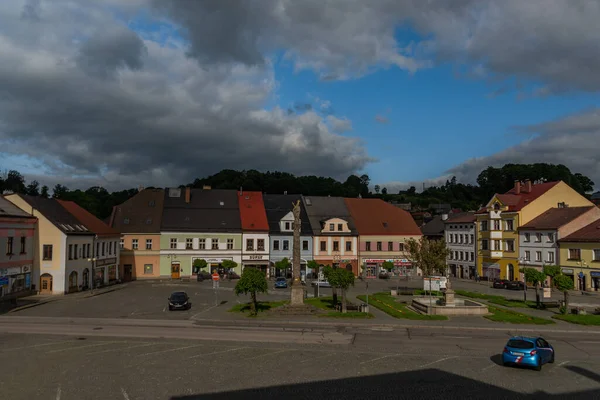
456, 290, 553, 309
229, 300, 288, 315
306, 296, 374, 318
485, 306, 554, 325
413, 290, 443, 297
455, 290, 504, 301
357, 292, 447, 320
552, 314, 600, 325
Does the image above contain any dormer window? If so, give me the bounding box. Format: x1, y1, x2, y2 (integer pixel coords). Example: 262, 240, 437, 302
337, 224, 343, 231
493, 203, 501, 211
285, 222, 291, 230
329, 223, 335, 231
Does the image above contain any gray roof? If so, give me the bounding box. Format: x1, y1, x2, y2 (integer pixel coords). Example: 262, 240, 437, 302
0, 196, 34, 218
161, 188, 241, 233
263, 194, 312, 235
421, 215, 445, 237
301, 196, 358, 236
111, 188, 165, 233
13, 195, 93, 235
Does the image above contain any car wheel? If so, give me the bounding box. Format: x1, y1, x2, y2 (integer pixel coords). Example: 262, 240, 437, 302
535, 359, 542, 371
168, 306, 173, 311
549, 352, 555, 364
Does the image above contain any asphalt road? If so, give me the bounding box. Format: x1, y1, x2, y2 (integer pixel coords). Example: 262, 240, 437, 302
1, 317, 600, 399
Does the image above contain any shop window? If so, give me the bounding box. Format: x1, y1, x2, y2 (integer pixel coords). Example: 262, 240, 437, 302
144, 264, 153, 274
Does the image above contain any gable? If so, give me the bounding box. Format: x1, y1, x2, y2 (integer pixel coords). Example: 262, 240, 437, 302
281, 211, 294, 221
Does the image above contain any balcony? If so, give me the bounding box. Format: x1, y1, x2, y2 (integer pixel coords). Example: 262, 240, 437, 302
489, 211, 501, 219
491, 251, 503, 258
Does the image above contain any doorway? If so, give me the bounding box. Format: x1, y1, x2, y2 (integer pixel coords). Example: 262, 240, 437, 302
508, 264, 514, 281
82, 268, 89, 289
123, 265, 133, 282
68, 271, 78, 292
40, 274, 53, 294
171, 263, 181, 279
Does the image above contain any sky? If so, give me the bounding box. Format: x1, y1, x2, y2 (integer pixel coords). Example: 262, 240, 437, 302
1, 0, 600, 193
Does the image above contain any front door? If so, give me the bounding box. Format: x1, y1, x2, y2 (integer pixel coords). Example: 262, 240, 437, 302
40, 274, 53, 294
171, 264, 181, 279
123, 265, 133, 282
508, 264, 514, 281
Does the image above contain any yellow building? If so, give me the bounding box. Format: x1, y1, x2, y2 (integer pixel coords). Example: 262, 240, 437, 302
559, 221, 600, 291
476, 180, 594, 281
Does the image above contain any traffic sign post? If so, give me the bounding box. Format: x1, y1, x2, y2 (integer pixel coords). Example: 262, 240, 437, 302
212, 272, 220, 306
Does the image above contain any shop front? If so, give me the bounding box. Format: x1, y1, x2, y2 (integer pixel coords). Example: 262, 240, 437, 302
561, 268, 575, 288
591, 271, 600, 291
242, 254, 270, 276
316, 258, 359, 276
203, 257, 238, 275
0, 264, 33, 300
96, 257, 117, 285
362, 258, 412, 278
482, 262, 500, 281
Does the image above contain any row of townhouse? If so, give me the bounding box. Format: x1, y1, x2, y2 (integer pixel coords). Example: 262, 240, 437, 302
1, 194, 120, 296
111, 187, 422, 280
443, 179, 600, 291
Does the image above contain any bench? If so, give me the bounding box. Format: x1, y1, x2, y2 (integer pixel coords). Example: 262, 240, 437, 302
335, 303, 360, 312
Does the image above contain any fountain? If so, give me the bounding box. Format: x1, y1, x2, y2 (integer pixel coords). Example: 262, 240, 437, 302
411, 279, 488, 316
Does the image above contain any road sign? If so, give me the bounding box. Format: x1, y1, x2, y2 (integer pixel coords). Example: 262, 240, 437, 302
212, 273, 220, 281
578, 272, 585, 279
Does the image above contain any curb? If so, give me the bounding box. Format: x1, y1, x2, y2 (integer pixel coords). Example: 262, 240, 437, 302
81, 285, 128, 298
7, 298, 60, 313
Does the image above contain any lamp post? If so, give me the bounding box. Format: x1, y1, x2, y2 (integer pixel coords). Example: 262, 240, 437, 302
87, 234, 98, 294
518, 257, 528, 302
578, 259, 588, 292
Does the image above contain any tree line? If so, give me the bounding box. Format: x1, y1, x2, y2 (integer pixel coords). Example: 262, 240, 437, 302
0, 163, 594, 219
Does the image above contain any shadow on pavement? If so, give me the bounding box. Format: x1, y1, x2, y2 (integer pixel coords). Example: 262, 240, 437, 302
0, 297, 47, 315
170, 369, 600, 400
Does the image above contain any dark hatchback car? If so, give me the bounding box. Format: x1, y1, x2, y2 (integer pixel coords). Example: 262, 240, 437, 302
492, 279, 509, 289
168, 291, 191, 311
506, 280, 525, 290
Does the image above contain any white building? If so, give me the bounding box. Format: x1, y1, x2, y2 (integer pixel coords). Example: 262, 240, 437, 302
444, 212, 477, 279
238, 191, 271, 275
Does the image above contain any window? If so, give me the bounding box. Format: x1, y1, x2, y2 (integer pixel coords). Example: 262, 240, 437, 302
459, 235, 463, 244
283, 240, 290, 251
376, 242, 382, 251
454, 251, 458, 260
346, 241, 352, 251
535, 233, 542, 242
144, 264, 153, 274
148, 200, 155, 207
43, 244, 53, 260
524, 250, 530, 261
186, 238, 193, 249
448, 234, 453, 243
120, 239, 124, 249
524, 233, 530, 242
68, 244, 73, 260
398, 243, 405, 252
285, 222, 290, 231
333, 241, 340, 252
459, 251, 463, 260
480, 221, 488, 231
20, 236, 26, 254
132, 239, 138, 250
329, 223, 335, 231
470, 252, 474, 261
108, 242, 112, 255
337, 224, 343, 231
482, 240, 489, 250
273, 240, 280, 251
388, 242, 393, 251
123, 218, 129, 225
506, 219, 514, 231
569, 248, 581, 260
212, 239, 219, 250
547, 233, 554, 243
227, 238, 233, 250
535, 251, 542, 262
470, 234, 474, 244
86, 243, 90, 258
246, 239, 254, 251
365, 242, 371, 251
493, 220, 501, 231
302, 240, 309, 251
257, 239, 265, 251
146, 239, 152, 250
199, 239, 206, 250
320, 241, 326, 251
102, 242, 105, 256
505, 240, 515, 252
96, 242, 100, 256
593, 249, 600, 261
548, 252, 555, 263
170, 238, 177, 249
74, 244, 78, 259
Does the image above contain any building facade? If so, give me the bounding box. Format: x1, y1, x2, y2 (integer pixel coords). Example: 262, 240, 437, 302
110, 188, 164, 281
445, 212, 477, 279
264, 194, 313, 278
159, 187, 242, 278
345, 198, 421, 278
238, 191, 270, 274
303, 196, 359, 275
0, 197, 36, 300
559, 219, 600, 291
476, 180, 594, 281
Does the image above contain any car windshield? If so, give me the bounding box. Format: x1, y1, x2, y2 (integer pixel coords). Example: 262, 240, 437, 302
276, 278, 286, 282
170, 293, 187, 301
507, 339, 534, 349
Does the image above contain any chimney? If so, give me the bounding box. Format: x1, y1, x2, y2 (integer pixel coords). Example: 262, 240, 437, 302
441, 214, 449, 221
203, 185, 211, 190
514, 180, 521, 195
524, 179, 532, 193
239, 186, 243, 196
185, 187, 191, 203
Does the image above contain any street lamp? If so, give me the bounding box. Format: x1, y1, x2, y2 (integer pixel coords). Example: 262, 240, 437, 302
87, 257, 97, 294
578, 260, 588, 292
518, 256, 528, 302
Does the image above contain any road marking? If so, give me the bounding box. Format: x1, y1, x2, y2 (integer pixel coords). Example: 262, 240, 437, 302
121, 388, 130, 400
87, 342, 156, 355
1, 340, 75, 352
162, 306, 167, 312
482, 364, 496, 372
190, 305, 218, 319
558, 361, 570, 367
438, 336, 472, 339
56, 385, 61, 400
188, 347, 247, 359
300, 353, 334, 364
418, 356, 458, 369
360, 354, 394, 365
240, 349, 289, 361
46, 341, 118, 354
136, 344, 206, 357
579, 341, 600, 344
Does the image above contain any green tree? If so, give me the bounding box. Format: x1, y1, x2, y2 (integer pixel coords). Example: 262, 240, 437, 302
221, 259, 238, 272
405, 237, 450, 277
40, 185, 49, 198
52, 184, 69, 199
274, 257, 290, 277
543, 265, 562, 288
192, 259, 207, 274
374, 184, 380, 194
307, 260, 320, 278
381, 187, 388, 195
234, 268, 268, 316
381, 261, 394, 272
327, 268, 355, 313
322, 266, 338, 306
5, 170, 26, 194
26, 180, 40, 196
523, 268, 546, 307
553, 274, 574, 314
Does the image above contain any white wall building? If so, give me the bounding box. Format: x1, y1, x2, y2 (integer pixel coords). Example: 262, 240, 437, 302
445, 212, 477, 279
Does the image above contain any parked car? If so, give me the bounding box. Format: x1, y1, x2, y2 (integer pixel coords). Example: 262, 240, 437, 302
167, 291, 191, 311
492, 278, 509, 289
196, 271, 211, 282
506, 280, 525, 290
311, 280, 332, 288
502, 336, 554, 371
378, 271, 390, 279
274, 277, 288, 289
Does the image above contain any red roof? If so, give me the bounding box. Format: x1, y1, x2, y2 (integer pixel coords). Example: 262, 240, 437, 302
237, 191, 269, 231
476, 181, 560, 214
561, 220, 600, 242
57, 200, 120, 236
345, 198, 421, 235
519, 206, 595, 230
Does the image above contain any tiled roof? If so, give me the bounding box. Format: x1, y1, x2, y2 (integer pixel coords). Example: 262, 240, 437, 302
111, 189, 165, 233
519, 207, 595, 230
420, 215, 445, 236
14, 195, 93, 235
301, 196, 358, 236
345, 198, 421, 235
161, 188, 241, 233
560, 220, 600, 242
476, 181, 560, 214
0, 196, 35, 219
263, 194, 312, 235
237, 191, 269, 231
445, 212, 476, 224
57, 200, 120, 236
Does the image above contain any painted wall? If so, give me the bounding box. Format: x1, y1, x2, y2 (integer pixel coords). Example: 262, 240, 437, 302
269, 235, 313, 263
559, 242, 600, 291
241, 232, 270, 264
519, 230, 558, 267
65, 235, 94, 292
520, 182, 594, 224
119, 233, 162, 279
313, 236, 358, 259
446, 223, 476, 268
0, 217, 35, 265
358, 234, 420, 259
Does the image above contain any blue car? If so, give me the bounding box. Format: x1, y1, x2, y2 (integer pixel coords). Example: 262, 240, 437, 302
274, 277, 288, 289
502, 336, 555, 371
